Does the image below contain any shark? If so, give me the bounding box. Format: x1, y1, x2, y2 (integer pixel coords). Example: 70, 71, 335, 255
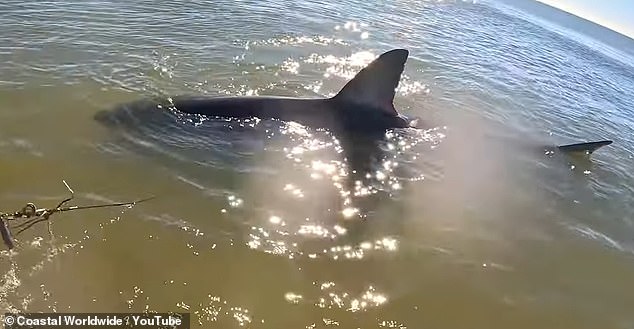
165, 48, 420, 135
95, 48, 612, 156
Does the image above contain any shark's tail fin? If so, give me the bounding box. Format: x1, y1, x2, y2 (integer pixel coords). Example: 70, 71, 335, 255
557, 140, 613, 155
332, 49, 409, 116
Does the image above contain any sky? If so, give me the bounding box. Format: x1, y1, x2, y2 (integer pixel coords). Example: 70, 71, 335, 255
536, 0, 634, 39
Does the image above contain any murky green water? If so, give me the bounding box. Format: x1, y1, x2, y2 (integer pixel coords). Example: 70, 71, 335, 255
1, 0, 634, 328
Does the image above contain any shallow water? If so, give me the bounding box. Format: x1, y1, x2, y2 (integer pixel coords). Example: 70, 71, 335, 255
1, 0, 634, 328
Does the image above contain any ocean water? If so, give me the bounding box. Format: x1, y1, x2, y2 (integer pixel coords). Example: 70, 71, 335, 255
1, 0, 633, 328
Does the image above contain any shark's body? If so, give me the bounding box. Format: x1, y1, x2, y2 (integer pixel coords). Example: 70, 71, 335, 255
169, 49, 420, 134
95, 48, 612, 157
170, 95, 417, 133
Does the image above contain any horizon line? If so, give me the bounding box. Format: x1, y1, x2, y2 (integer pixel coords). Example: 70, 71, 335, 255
534, 0, 634, 41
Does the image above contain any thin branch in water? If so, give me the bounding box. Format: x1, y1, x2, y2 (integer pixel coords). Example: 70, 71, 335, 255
54, 180, 75, 210
0, 180, 155, 250
0, 218, 14, 250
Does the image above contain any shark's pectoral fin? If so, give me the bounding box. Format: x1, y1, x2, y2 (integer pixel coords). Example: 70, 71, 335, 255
333, 49, 409, 115
557, 140, 613, 155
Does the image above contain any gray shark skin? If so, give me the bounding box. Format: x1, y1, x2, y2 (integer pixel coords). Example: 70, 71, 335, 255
556, 140, 613, 155
167, 49, 420, 134
542, 140, 613, 158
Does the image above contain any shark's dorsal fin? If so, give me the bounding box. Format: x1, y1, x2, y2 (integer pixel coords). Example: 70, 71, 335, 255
332, 49, 409, 115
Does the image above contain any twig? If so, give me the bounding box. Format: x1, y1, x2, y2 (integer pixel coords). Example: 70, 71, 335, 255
0, 181, 154, 250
